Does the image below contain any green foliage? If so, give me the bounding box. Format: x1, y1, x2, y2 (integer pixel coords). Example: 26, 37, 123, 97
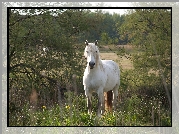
79, 11, 127, 45
119, 9, 171, 110
100, 32, 111, 45
9, 90, 171, 126
119, 9, 171, 69
9, 8, 171, 127
9, 8, 101, 106
98, 12, 126, 45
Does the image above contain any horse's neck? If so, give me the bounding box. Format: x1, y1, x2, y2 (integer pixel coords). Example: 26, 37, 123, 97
97, 58, 103, 67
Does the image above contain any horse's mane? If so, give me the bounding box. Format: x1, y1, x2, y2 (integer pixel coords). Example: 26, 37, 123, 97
95, 46, 104, 71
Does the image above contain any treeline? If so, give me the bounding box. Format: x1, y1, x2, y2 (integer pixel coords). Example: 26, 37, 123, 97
79, 11, 127, 45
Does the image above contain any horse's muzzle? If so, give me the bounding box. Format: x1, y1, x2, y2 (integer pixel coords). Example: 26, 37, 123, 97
89, 61, 95, 69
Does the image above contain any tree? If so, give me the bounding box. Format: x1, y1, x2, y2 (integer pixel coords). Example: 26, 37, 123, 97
119, 9, 171, 110
9, 8, 102, 108
100, 32, 110, 45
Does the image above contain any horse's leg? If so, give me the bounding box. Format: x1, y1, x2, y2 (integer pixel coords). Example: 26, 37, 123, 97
102, 93, 105, 115
85, 86, 92, 118
113, 85, 119, 115
87, 94, 92, 117
97, 88, 104, 117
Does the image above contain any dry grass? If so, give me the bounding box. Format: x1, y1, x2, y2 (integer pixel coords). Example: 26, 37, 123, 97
100, 53, 119, 61
99, 45, 134, 70
118, 56, 134, 70
100, 52, 133, 70
100, 52, 160, 73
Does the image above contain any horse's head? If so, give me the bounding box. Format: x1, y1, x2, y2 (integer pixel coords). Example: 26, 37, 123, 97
84, 40, 99, 69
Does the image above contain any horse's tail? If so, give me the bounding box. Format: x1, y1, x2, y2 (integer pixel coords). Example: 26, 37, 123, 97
104, 90, 113, 112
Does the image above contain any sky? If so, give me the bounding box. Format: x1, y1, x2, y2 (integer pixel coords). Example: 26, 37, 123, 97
91, 2, 131, 15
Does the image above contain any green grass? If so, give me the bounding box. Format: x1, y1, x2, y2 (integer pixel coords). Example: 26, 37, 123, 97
9, 91, 171, 126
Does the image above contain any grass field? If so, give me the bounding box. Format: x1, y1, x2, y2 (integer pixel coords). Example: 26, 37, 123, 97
100, 52, 133, 70
9, 44, 171, 127
100, 45, 134, 70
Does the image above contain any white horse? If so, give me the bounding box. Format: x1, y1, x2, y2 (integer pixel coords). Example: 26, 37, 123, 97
83, 40, 120, 118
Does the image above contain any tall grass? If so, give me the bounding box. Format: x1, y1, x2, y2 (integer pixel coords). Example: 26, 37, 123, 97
9, 88, 171, 126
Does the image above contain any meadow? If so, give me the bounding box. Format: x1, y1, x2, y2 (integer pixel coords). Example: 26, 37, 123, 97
9, 44, 171, 127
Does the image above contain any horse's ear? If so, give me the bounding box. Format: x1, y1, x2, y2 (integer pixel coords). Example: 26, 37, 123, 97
95, 40, 98, 45
85, 40, 88, 45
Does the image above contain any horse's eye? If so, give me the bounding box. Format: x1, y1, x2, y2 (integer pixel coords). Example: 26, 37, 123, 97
96, 51, 97, 53
86, 51, 89, 53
